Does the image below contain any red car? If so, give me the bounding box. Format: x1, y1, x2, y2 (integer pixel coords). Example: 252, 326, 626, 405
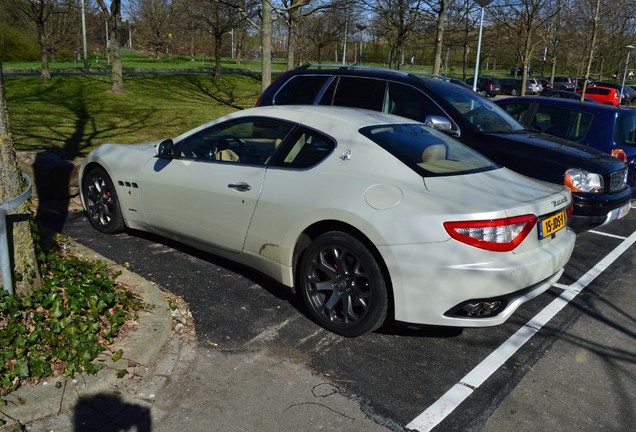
578, 86, 620, 106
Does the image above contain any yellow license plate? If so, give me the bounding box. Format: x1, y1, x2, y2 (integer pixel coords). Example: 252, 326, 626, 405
539, 210, 566, 239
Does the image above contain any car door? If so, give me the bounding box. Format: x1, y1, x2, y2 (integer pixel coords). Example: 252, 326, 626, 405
138, 117, 295, 253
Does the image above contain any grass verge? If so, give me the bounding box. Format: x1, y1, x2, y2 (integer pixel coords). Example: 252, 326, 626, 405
5, 73, 262, 158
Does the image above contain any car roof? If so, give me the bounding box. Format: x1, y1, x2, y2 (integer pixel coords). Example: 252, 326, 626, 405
222, 105, 421, 129
497, 96, 622, 113
279, 64, 465, 94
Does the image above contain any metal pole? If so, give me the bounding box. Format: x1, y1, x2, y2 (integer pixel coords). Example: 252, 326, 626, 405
620, 45, 634, 103
472, 6, 485, 92
81, 0, 89, 69
0, 173, 32, 294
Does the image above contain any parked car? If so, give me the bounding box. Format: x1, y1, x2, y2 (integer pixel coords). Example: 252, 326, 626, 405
538, 79, 553, 92
80, 105, 576, 336
579, 86, 621, 106
466, 76, 502, 97
257, 65, 631, 233
541, 90, 600, 103
496, 96, 636, 198
552, 76, 577, 91
586, 81, 636, 105
527, 78, 543, 94
499, 78, 534, 96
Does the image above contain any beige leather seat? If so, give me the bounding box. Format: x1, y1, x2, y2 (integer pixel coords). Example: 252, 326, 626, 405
216, 149, 239, 162
421, 144, 446, 163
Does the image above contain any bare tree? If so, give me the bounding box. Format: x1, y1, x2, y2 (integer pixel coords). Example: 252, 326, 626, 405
304, 7, 341, 63
366, 0, 424, 69
491, 0, 556, 95
95, 0, 124, 93
10, 0, 70, 80
128, 0, 174, 60
192, 0, 244, 78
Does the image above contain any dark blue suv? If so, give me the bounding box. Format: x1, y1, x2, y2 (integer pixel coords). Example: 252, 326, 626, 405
257, 65, 631, 232
496, 96, 636, 199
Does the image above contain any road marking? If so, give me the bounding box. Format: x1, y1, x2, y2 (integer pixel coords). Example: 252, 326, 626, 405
588, 230, 628, 240
406, 229, 636, 432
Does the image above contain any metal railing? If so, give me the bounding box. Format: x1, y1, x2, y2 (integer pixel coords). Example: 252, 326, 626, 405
0, 172, 32, 294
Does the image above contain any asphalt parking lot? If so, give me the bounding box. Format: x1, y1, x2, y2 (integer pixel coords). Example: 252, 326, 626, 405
43, 200, 636, 431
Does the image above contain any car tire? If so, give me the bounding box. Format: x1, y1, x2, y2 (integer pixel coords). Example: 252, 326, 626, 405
511, 89, 519, 96
478, 90, 487, 97
297, 231, 388, 337
81, 166, 125, 234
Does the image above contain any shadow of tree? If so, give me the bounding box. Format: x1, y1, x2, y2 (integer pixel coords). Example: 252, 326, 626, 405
73, 393, 152, 432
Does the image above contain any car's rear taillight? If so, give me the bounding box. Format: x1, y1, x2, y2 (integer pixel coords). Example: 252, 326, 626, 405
443, 215, 538, 252
487, 83, 493, 90
611, 148, 627, 162
566, 200, 574, 222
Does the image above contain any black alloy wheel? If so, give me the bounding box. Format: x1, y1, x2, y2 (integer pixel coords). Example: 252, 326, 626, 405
298, 231, 388, 337
81, 166, 125, 234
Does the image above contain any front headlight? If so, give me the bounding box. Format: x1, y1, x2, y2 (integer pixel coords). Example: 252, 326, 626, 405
564, 168, 604, 193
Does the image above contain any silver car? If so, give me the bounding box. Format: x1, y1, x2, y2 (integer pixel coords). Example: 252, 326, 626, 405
80, 106, 575, 336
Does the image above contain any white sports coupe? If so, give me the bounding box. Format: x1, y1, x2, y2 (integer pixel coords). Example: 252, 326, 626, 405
80, 105, 576, 337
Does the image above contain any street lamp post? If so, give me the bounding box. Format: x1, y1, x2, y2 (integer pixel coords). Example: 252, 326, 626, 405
620, 45, 634, 102
356, 24, 366, 66
472, 0, 495, 92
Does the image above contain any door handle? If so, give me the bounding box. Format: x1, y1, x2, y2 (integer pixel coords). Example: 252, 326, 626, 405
228, 182, 252, 191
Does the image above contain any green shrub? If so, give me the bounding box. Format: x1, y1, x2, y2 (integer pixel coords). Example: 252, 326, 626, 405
0, 236, 142, 395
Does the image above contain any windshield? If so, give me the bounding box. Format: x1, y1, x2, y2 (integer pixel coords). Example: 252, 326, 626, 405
615, 111, 636, 148
435, 84, 526, 133
359, 123, 497, 176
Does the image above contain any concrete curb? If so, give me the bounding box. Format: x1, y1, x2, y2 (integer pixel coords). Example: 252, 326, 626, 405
0, 242, 172, 426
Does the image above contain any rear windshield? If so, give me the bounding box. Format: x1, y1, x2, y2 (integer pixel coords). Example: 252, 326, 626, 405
359, 123, 497, 176
615, 112, 636, 148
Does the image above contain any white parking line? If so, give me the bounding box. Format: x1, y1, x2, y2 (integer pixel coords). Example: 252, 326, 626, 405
406, 229, 636, 432
588, 230, 628, 240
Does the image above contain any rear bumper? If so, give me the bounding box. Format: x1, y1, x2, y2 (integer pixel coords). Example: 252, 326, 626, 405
380, 228, 575, 327
570, 190, 632, 233
569, 200, 631, 233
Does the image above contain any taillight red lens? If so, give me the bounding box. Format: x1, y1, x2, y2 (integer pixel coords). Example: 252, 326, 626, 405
444, 215, 538, 252
568, 203, 574, 222
611, 148, 627, 162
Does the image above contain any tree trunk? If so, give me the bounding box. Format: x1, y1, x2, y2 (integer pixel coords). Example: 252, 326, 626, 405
261, 0, 273, 92
580, 0, 601, 101
96, 0, 124, 93
432, 1, 447, 76
0, 61, 41, 293
287, 2, 298, 70
108, 5, 124, 93
37, 21, 51, 81
214, 33, 223, 79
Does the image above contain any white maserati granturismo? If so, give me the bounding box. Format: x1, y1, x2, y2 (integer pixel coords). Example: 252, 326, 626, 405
80, 105, 575, 337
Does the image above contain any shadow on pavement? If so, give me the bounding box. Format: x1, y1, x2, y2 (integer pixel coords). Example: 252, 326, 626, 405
73, 393, 151, 432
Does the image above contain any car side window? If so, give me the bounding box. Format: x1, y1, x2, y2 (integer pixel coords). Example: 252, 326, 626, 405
500, 103, 528, 122
384, 82, 448, 124
330, 77, 386, 110
535, 106, 592, 141
276, 128, 335, 168
274, 75, 330, 105
177, 118, 294, 165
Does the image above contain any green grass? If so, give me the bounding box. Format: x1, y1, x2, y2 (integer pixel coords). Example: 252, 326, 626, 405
2, 50, 291, 73
5, 73, 262, 159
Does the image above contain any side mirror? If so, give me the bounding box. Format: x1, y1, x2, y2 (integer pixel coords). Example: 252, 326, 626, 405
424, 115, 458, 136
156, 139, 174, 159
